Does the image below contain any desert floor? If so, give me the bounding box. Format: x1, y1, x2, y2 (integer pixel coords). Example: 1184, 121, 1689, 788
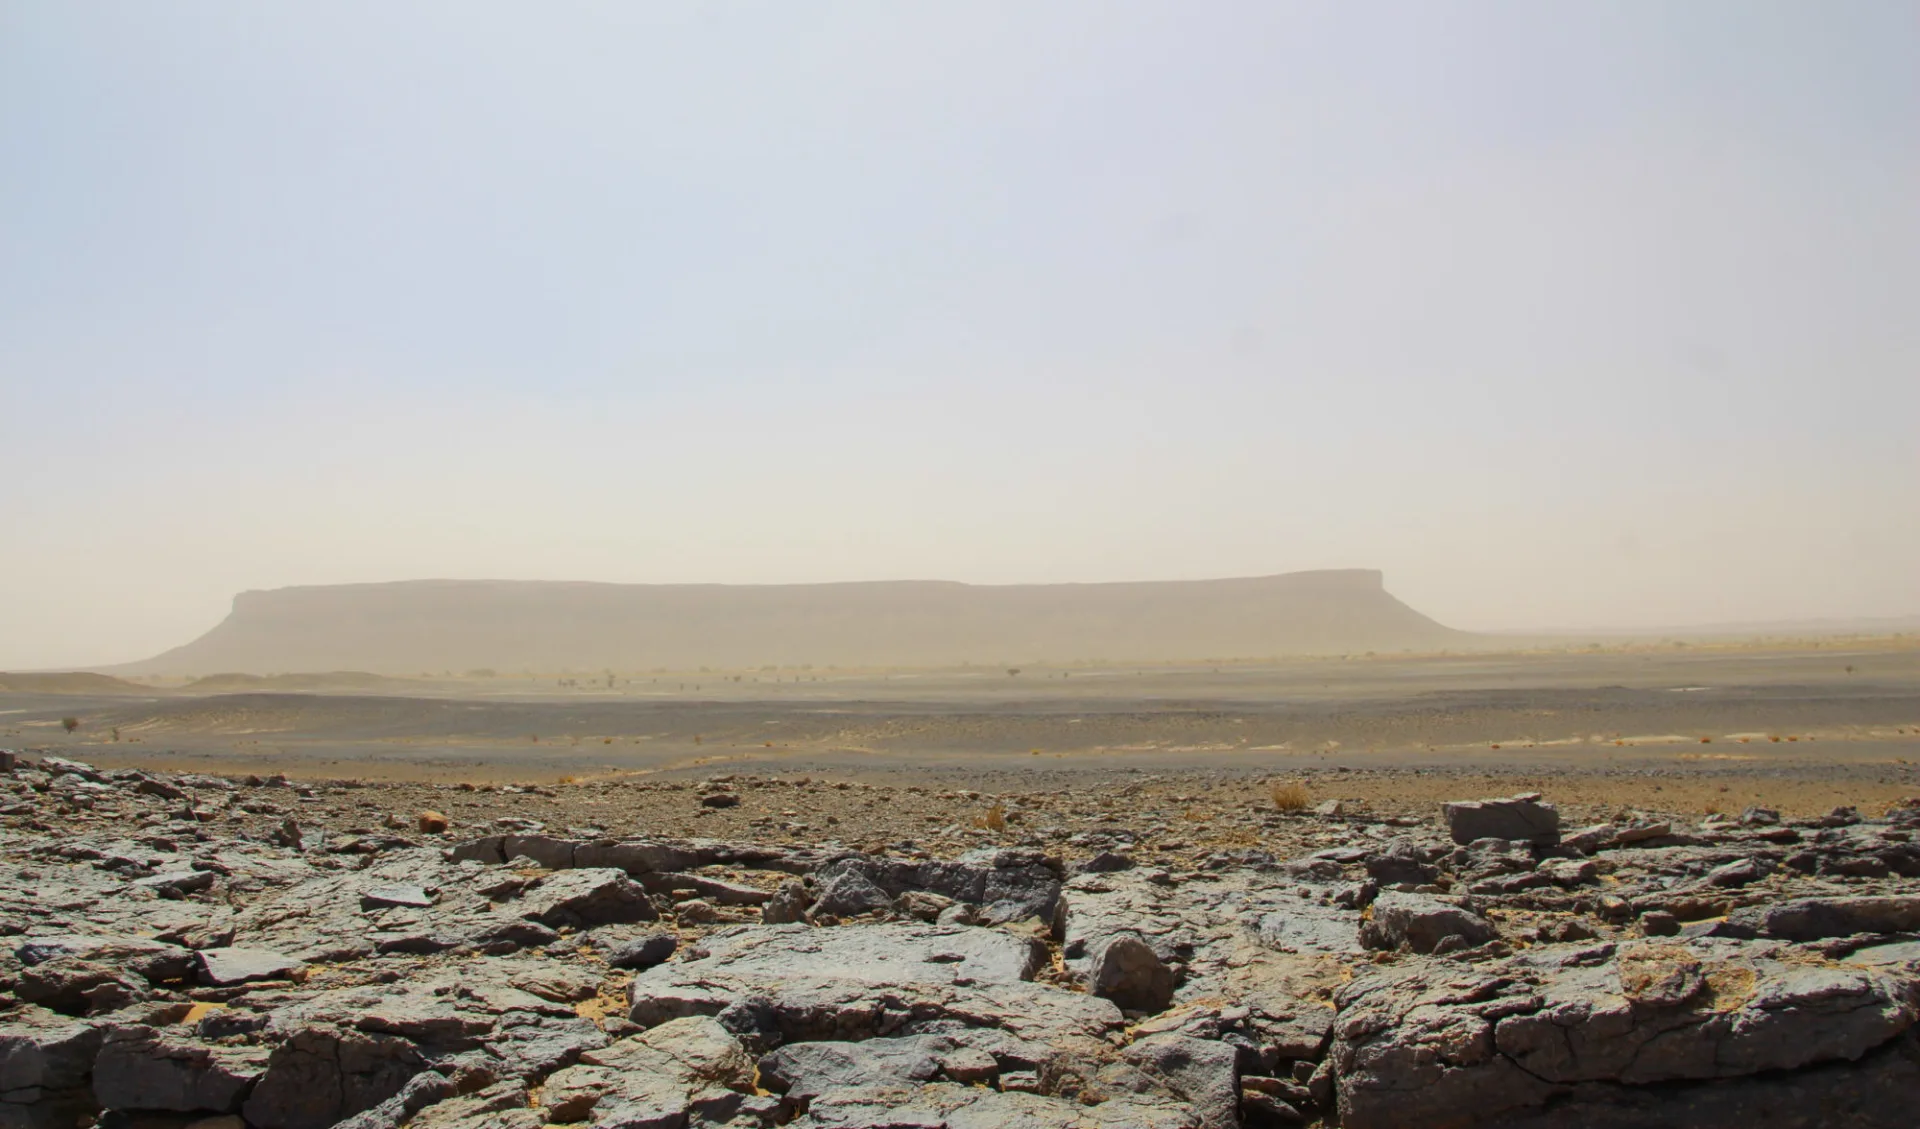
5, 641, 1918, 825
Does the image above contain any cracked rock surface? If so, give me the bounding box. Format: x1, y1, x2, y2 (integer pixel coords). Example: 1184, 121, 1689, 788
5, 753, 1920, 1127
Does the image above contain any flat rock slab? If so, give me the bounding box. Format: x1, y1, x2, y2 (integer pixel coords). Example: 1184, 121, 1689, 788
787, 1081, 1201, 1128
647, 922, 1046, 989
627, 924, 1118, 1056
361, 884, 435, 909
197, 947, 306, 986
1332, 939, 1920, 1129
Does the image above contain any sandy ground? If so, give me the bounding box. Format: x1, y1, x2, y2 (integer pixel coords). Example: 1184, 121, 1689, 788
5, 642, 1918, 820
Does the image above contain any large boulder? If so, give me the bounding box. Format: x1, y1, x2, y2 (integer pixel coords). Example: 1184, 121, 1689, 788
0, 1007, 103, 1129
813, 849, 1066, 935
91, 1026, 269, 1114
241, 1026, 429, 1129
1443, 794, 1561, 846
1087, 933, 1175, 1014
538, 1017, 754, 1126
514, 869, 657, 928
1726, 896, 1920, 942
1360, 892, 1497, 954
1122, 1034, 1241, 1129
1332, 940, 1920, 1129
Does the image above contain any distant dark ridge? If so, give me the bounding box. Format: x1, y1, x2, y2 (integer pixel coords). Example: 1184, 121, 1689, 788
123, 570, 1474, 675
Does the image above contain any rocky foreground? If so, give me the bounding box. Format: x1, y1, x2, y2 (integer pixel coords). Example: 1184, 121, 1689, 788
5, 752, 1920, 1128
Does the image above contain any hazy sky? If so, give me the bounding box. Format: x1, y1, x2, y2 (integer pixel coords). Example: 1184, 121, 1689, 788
2, 1, 1916, 668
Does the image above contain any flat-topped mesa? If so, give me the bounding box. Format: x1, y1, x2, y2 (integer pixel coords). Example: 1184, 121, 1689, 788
124, 569, 1471, 674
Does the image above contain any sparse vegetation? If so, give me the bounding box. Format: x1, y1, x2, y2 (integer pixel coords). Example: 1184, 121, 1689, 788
1271, 779, 1312, 811
60, 716, 79, 734
973, 802, 1007, 832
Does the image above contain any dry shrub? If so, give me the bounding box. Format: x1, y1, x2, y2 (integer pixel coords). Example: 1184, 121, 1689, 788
1270, 780, 1312, 812
973, 802, 1007, 832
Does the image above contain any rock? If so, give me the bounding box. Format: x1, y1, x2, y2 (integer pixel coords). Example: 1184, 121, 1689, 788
1639, 910, 1682, 936
196, 948, 304, 986
602, 930, 678, 971
1536, 857, 1597, 886
624, 923, 1111, 1073
537, 1017, 751, 1126
1562, 824, 1617, 854
812, 849, 1066, 936
1078, 851, 1135, 874
132, 870, 215, 898
759, 1038, 942, 1099
759, 881, 812, 925
1443, 794, 1560, 846
1333, 939, 1920, 1129
699, 793, 740, 809
15, 936, 194, 982
808, 868, 895, 918
91, 1027, 269, 1114
1360, 892, 1496, 954
0, 1007, 104, 1129
1726, 895, 1920, 941
361, 884, 435, 910
1364, 839, 1437, 886
515, 868, 657, 928
328, 1070, 454, 1129
14, 956, 150, 1015
1123, 1033, 1241, 1129
416, 811, 449, 834
1087, 933, 1175, 1014
636, 871, 773, 907
407, 1080, 541, 1129
629, 923, 1050, 1027
241, 1027, 427, 1129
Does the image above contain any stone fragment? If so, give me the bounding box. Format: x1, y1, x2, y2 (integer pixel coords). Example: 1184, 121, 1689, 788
1087, 932, 1175, 1014
1360, 892, 1497, 954
196, 947, 305, 986
1123, 1033, 1241, 1129
133, 870, 216, 897
1536, 857, 1597, 886
809, 868, 895, 918
759, 881, 812, 925
515, 868, 657, 928
416, 811, 449, 833
1078, 851, 1135, 874
1443, 794, 1560, 846
603, 930, 678, 971
361, 884, 435, 909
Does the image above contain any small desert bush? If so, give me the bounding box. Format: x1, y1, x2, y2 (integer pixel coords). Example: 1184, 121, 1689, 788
1271, 780, 1311, 812
60, 717, 79, 734
973, 802, 1007, 832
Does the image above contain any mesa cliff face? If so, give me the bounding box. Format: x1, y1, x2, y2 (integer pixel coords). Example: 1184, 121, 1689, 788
130, 570, 1468, 674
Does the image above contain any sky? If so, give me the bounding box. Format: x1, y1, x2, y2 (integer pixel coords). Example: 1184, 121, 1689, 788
1, 1, 1916, 668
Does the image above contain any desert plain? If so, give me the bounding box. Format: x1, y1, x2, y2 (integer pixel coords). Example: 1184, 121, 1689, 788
6, 636, 1920, 1129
